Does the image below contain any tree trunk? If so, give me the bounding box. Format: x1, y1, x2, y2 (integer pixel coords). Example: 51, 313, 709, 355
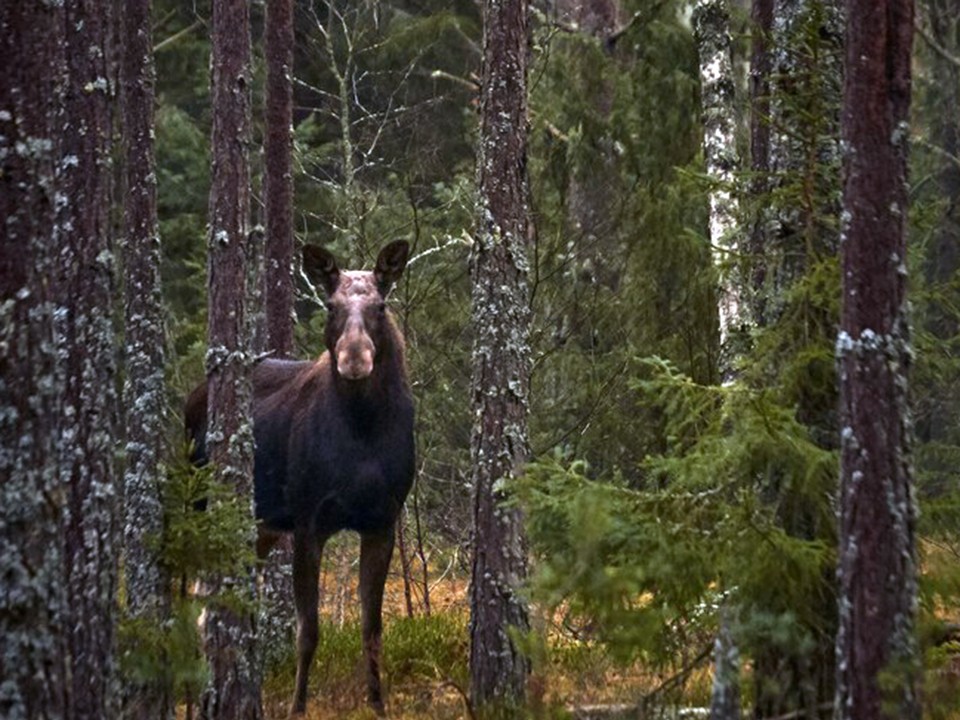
0, 3, 69, 718
751, 4, 844, 716
835, 1, 920, 718
469, 0, 533, 712
264, 0, 296, 357
120, 0, 173, 716
259, 0, 298, 670
695, 0, 744, 357
201, 0, 261, 717
59, 1, 120, 716
694, 4, 744, 716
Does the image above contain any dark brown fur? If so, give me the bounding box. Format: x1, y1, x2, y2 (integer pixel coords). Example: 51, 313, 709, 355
185, 241, 414, 715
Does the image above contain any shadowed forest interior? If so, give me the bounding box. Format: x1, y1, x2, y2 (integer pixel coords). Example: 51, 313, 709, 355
2, 0, 959, 719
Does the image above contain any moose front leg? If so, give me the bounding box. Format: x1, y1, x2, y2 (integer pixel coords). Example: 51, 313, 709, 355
291, 530, 327, 716
359, 526, 396, 716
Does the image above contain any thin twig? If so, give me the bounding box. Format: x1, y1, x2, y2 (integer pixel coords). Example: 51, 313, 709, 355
915, 17, 960, 70
153, 19, 202, 53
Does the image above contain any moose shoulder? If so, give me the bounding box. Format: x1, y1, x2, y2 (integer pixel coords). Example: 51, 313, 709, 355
185, 240, 415, 716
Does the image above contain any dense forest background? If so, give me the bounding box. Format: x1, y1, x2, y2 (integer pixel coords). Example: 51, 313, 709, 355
148, 0, 960, 716
3, 0, 960, 718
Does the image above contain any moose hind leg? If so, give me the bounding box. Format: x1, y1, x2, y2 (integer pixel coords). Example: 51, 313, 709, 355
291, 531, 325, 716
359, 527, 396, 715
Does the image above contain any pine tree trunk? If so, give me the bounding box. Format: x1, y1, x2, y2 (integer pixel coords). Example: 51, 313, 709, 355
835, 1, 920, 718
59, 1, 120, 716
201, 0, 261, 717
259, 0, 298, 670
120, 0, 173, 716
0, 3, 70, 717
264, 0, 296, 357
469, 0, 533, 712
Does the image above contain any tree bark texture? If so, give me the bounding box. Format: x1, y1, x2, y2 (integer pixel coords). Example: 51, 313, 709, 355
263, 0, 296, 357
59, 1, 120, 716
259, 0, 298, 668
709, 608, 741, 720
694, 4, 744, 715
835, 1, 919, 718
0, 3, 69, 718
202, 0, 261, 717
120, 0, 173, 716
469, 0, 533, 711
694, 0, 744, 353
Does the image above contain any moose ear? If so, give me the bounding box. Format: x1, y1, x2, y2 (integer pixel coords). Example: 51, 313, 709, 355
374, 240, 410, 296
303, 244, 340, 297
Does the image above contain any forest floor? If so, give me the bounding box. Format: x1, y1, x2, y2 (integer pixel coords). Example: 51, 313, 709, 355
256, 540, 713, 720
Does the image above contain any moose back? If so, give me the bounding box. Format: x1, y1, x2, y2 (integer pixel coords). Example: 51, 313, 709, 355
185, 240, 415, 715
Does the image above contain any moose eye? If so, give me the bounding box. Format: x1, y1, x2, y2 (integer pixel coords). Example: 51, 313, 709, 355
378, 302, 387, 314
325, 301, 336, 313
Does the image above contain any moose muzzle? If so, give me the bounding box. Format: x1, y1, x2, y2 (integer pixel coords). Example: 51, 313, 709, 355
336, 319, 375, 380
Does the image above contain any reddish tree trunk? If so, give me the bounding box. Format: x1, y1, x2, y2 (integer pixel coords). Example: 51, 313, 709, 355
469, 0, 533, 710
258, 0, 298, 672
202, 0, 261, 717
835, 1, 920, 718
0, 2, 69, 717
264, 0, 296, 357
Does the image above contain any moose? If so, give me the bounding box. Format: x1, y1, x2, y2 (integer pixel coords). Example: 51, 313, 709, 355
185, 240, 415, 715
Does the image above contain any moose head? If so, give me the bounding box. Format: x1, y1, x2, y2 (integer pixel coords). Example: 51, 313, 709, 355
303, 240, 409, 381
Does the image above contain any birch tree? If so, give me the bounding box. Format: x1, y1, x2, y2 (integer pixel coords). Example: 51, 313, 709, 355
695, 0, 743, 360
120, 0, 173, 715
835, 0, 920, 717
469, 0, 533, 711
751, 3, 844, 715
693, 2, 744, 716
58, 0, 120, 715
0, 3, 69, 717
201, 0, 261, 717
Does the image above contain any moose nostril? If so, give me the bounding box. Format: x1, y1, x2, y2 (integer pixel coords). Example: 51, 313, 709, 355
337, 349, 374, 380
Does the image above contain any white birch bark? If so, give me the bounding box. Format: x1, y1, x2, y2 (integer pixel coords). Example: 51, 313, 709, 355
695, 0, 743, 354
695, 2, 743, 717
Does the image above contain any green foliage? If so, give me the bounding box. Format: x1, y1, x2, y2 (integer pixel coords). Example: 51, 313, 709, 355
266, 613, 469, 698
160, 448, 257, 583
516, 356, 836, 668
118, 447, 257, 704
527, 0, 716, 477
143, 0, 960, 713
384, 613, 470, 686
118, 600, 208, 703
